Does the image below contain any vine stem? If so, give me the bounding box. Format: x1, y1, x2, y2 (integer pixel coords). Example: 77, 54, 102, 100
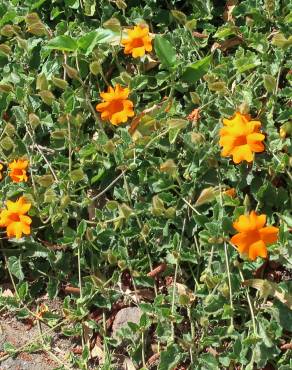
122, 173, 158, 297
223, 240, 234, 329
67, 114, 72, 174
238, 268, 257, 335
180, 197, 201, 215
171, 218, 186, 341
77, 242, 87, 366
77, 245, 83, 300
24, 123, 59, 183
74, 53, 105, 133
187, 306, 195, 364
217, 169, 234, 329
91, 170, 126, 201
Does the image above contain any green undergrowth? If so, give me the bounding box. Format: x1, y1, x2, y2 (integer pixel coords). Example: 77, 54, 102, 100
0, 0, 292, 369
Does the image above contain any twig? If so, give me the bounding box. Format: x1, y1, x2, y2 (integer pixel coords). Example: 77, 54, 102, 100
63, 285, 80, 295
147, 263, 167, 277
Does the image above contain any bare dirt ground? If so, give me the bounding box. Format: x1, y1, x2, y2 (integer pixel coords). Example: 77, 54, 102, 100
0, 292, 145, 369
0, 297, 74, 370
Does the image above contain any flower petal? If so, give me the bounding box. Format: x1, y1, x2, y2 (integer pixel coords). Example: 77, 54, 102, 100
259, 226, 278, 245
132, 46, 146, 58
230, 232, 250, 254
247, 133, 265, 152
19, 215, 32, 225
231, 145, 254, 164
250, 211, 266, 229
233, 214, 251, 232
7, 222, 23, 239
248, 240, 267, 260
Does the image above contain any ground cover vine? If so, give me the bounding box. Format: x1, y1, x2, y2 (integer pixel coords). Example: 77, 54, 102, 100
0, 0, 291, 369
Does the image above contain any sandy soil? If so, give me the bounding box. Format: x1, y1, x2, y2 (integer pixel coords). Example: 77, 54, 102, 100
0, 298, 74, 370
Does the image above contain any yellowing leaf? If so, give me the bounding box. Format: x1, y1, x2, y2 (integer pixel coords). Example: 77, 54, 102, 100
243, 279, 292, 310
194, 187, 219, 207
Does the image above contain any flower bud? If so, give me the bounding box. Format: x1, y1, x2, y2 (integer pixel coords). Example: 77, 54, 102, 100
25, 12, 41, 25
118, 260, 127, 270
0, 84, 13, 93
63, 64, 79, 80
39, 90, 55, 105
160, 159, 177, 175
0, 44, 11, 55
52, 76, 68, 90
89, 61, 102, 75
27, 22, 48, 36
190, 132, 204, 144
279, 122, 292, 138
108, 252, 117, 265
1, 25, 14, 37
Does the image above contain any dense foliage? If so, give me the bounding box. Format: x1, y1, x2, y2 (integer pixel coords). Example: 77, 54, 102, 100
0, 0, 291, 369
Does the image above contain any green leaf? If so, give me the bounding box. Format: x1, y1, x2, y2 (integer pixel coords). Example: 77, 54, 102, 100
158, 344, 181, 370
234, 50, 261, 73
70, 168, 85, 182
154, 36, 177, 70
17, 281, 28, 300
263, 74, 276, 93
3, 342, 17, 354
182, 55, 212, 84
30, 0, 47, 10
48, 278, 59, 299
281, 215, 292, 228
271, 33, 292, 49
77, 219, 87, 238
83, 0, 96, 16
0, 10, 17, 27
47, 35, 78, 52
78, 29, 117, 54
8, 256, 24, 281
243, 279, 292, 310
12, 106, 26, 125
169, 128, 181, 144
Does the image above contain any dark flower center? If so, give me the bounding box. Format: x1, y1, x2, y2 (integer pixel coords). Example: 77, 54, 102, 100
131, 38, 144, 48
233, 135, 247, 146
10, 213, 20, 222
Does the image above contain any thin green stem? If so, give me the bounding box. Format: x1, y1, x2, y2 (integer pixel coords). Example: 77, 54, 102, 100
141, 330, 146, 367
238, 268, 257, 335
217, 170, 234, 329
67, 114, 72, 174
78, 246, 83, 300
171, 218, 186, 341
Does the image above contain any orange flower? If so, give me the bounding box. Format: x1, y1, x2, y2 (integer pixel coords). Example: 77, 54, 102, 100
187, 108, 201, 125
8, 159, 28, 182
0, 196, 32, 239
0, 163, 3, 180
230, 211, 278, 261
96, 84, 134, 125
35, 303, 49, 320
224, 188, 236, 197
219, 112, 265, 164
121, 24, 152, 58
